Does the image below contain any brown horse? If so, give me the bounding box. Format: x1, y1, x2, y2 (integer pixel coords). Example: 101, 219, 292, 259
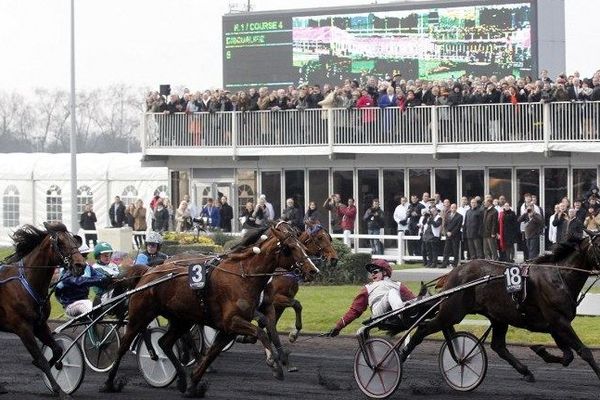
100, 221, 319, 397
0, 222, 86, 398
396, 235, 600, 383
249, 223, 337, 367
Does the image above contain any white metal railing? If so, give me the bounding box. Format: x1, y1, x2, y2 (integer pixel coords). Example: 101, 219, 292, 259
143, 101, 600, 153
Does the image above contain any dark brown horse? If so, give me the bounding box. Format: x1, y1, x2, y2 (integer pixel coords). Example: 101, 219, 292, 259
249, 223, 337, 367
100, 221, 319, 397
396, 235, 600, 383
0, 222, 86, 398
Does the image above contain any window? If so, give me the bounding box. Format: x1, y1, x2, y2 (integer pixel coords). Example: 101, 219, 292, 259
121, 185, 138, 206
461, 170, 484, 199
46, 184, 62, 222
237, 169, 257, 215
285, 170, 305, 211
358, 169, 379, 248
434, 169, 457, 203
3, 185, 19, 227
489, 168, 512, 201
308, 170, 329, 228
77, 185, 93, 215
262, 171, 281, 219
154, 184, 168, 199
573, 168, 597, 202
383, 169, 405, 235
409, 168, 431, 199
516, 168, 540, 210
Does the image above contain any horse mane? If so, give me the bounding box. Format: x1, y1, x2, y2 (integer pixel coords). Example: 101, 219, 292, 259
230, 226, 270, 252
4, 224, 55, 264
532, 241, 580, 265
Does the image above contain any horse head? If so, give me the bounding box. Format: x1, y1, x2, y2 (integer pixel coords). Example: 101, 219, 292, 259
302, 222, 338, 267
583, 229, 600, 269
270, 221, 320, 281
43, 222, 87, 276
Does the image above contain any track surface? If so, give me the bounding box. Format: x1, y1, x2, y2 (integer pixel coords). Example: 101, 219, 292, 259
0, 331, 598, 399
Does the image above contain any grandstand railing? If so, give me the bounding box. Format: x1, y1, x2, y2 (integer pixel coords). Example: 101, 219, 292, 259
142, 101, 600, 156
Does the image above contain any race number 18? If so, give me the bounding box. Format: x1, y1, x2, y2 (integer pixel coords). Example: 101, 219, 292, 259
504, 266, 522, 293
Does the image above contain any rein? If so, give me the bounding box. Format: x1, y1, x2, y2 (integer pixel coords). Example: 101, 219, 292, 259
213, 262, 296, 278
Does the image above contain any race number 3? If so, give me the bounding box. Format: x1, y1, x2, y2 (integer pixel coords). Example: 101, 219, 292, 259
188, 264, 206, 290
504, 266, 522, 293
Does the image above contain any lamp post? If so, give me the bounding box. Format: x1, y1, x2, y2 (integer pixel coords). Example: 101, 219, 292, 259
70, 0, 78, 232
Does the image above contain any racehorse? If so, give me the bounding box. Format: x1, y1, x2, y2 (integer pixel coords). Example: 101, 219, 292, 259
395, 235, 600, 383
250, 223, 337, 367
100, 221, 319, 397
0, 222, 86, 398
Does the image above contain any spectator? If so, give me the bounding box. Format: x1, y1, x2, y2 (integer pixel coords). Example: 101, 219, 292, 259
464, 198, 484, 260
584, 207, 600, 232
338, 198, 357, 246
393, 196, 409, 234
304, 201, 322, 227
363, 198, 385, 255
281, 198, 303, 231
200, 198, 220, 229
518, 204, 544, 260
498, 203, 519, 262
153, 199, 170, 233
240, 200, 259, 230
406, 195, 424, 257
125, 203, 135, 229
566, 208, 584, 242
422, 206, 442, 268
163, 197, 175, 231
323, 193, 342, 234
482, 198, 499, 260
259, 194, 275, 221
109, 196, 126, 228
132, 199, 147, 249
183, 194, 198, 219
219, 196, 233, 232
79, 203, 97, 246
175, 200, 192, 232
442, 203, 463, 268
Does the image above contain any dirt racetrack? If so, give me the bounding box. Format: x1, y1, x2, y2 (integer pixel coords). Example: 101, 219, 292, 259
0, 331, 598, 399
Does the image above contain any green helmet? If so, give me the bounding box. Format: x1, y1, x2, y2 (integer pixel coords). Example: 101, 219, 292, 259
94, 242, 113, 259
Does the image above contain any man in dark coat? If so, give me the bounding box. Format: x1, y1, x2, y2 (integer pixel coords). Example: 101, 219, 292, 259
219, 196, 233, 232
109, 196, 126, 228
499, 203, 519, 262
482, 198, 499, 260
281, 198, 304, 231
518, 205, 544, 259
464, 198, 483, 259
442, 203, 463, 268
406, 195, 425, 256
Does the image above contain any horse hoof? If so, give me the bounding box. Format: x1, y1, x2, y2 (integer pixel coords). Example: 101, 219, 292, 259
183, 381, 209, 398
288, 331, 299, 343
177, 375, 187, 393
523, 373, 536, 383
99, 377, 127, 393
0, 385, 7, 395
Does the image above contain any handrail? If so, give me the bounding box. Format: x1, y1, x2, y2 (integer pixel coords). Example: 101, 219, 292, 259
142, 101, 600, 151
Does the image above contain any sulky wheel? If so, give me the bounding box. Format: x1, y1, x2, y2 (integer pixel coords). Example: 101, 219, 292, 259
81, 322, 121, 372
353, 338, 402, 399
438, 331, 488, 392
42, 333, 85, 395
202, 326, 234, 352
136, 327, 178, 388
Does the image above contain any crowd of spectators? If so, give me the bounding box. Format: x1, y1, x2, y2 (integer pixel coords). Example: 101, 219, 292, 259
146, 69, 600, 116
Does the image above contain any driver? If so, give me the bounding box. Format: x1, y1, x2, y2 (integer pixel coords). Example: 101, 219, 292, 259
55, 242, 112, 318
134, 231, 168, 267
327, 259, 415, 337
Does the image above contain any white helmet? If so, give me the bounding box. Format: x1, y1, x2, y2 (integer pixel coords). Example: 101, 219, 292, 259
146, 231, 163, 245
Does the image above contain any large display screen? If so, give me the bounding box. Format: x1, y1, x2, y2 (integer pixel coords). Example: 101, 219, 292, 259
223, 1, 534, 89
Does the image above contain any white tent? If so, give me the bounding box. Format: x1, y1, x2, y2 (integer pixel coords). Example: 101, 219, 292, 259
0, 153, 168, 246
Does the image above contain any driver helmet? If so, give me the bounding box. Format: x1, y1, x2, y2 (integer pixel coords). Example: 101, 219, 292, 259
78, 242, 91, 256
365, 259, 392, 278
145, 231, 163, 249
93, 242, 114, 260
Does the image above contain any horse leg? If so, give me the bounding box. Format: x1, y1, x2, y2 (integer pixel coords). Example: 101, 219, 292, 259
33, 323, 62, 368
273, 294, 303, 342
100, 313, 155, 393
185, 331, 235, 398
233, 314, 284, 380
552, 320, 600, 379
289, 299, 303, 343
14, 325, 68, 399
530, 332, 574, 366
157, 320, 190, 394
254, 307, 288, 366
489, 321, 535, 382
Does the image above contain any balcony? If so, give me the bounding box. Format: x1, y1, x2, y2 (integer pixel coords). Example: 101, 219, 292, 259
141, 101, 600, 158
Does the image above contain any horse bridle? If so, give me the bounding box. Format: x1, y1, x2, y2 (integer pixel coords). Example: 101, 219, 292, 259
47, 230, 80, 270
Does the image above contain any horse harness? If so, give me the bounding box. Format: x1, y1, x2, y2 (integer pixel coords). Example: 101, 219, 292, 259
0, 260, 47, 324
